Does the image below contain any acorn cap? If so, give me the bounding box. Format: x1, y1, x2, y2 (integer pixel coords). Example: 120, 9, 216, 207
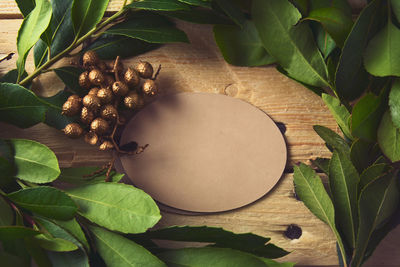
142, 79, 158, 96
100, 104, 118, 121
62, 99, 81, 117
63, 123, 83, 139
123, 67, 140, 88
135, 61, 153, 79
82, 94, 101, 111
84, 131, 99, 145
81, 106, 95, 125
99, 140, 114, 151
79, 71, 91, 89
97, 88, 113, 104
90, 118, 109, 136
88, 69, 105, 86
112, 81, 129, 96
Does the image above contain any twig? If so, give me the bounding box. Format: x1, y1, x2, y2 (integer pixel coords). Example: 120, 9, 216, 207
0, 53, 15, 63
152, 64, 162, 80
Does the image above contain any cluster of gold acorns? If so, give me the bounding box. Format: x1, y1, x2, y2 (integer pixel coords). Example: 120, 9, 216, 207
61, 50, 158, 152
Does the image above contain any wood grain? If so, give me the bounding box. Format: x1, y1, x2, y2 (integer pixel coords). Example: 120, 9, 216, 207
0, 10, 399, 266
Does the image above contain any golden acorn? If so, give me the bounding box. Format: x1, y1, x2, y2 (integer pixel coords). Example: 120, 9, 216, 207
112, 81, 129, 96
80, 106, 95, 125
82, 50, 100, 69
97, 88, 113, 104
90, 118, 109, 135
62, 99, 81, 116
99, 140, 114, 151
88, 69, 104, 86
135, 61, 153, 79
104, 75, 115, 87
124, 91, 144, 109
100, 105, 118, 121
108, 59, 124, 74
88, 87, 100, 96
67, 94, 80, 102
123, 67, 140, 87
63, 123, 83, 139
142, 79, 158, 96
84, 131, 98, 145
82, 94, 101, 111
79, 71, 91, 89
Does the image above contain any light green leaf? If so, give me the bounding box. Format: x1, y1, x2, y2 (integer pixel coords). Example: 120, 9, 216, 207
215, 0, 245, 27
350, 139, 381, 173
364, 21, 400, 77
66, 183, 161, 234
8, 187, 77, 220
214, 20, 275, 67
0, 83, 47, 128
359, 163, 390, 189
293, 163, 346, 261
393, 0, 400, 23
71, 0, 110, 38
305, 7, 352, 47
322, 93, 352, 139
259, 258, 295, 267
58, 166, 124, 186
15, 0, 36, 17
16, 0, 52, 81
10, 139, 60, 183
0, 226, 40, 241
0, 196, 14, 226
389, 79, 400, 128
313, 125, 350, 154
52, 218, 90, 252
329, 150, 359, 248
126, 0, 190, 11
90, 226, 166, 267
34, 234, 78, 252
351, 171, 399, 267
378, 111, 400, 162
252, 0, 330, 87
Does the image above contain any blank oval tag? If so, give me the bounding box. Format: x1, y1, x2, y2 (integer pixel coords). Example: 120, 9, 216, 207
119, 93, 287, 213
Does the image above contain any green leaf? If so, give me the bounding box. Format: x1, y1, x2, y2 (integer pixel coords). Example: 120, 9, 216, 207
33, 39, 48, 68
350, 139, 381, 173
365, 21, 400, 77
305, 7, 353, 47
321, 93, 352, 139
90, 226, 166, 267
310, 22, 336, 59
66, 183, 161, 234
133, 225, 288, 259
214, 21, 275, 67
252, 0, 330, 88
47, 250, 89, 267
177, 0, 211, 8
71, 0, 110, 38
259, 258, 295, 267
34, 234, 78, 252
378, 111, 400, 162
389, 79, 400, 128
15, 0, 35, 17
58, 166, 124, 185
351, 171, 399, 267
0, 83, 47, 128
16, 0, 52, 81
24, 237, 52, 267
215, 0, 245, 27
359, 163, 390, 189
0, 70, 28, 85
8, 187, 77, 220
0, 196, 14, 226
393, 0, 400, 23
10, 139, 60, 183
158, 8, 231, 25
313, 125, 350, 154
329, 150, 359, 248
52, 218, 90, 252
0, 250, 27, 267
309, 0, 352, 16
0, 226, 40, 241
84, 34, 160, 60
105, 13, 189, 43
351, 93, 386, 142
310, 157, 330, 174
293, 163, 346, 260
53, 67, 86, 95
335, 0, 385, 100
158, 247, 271, 267
0, 155, 14, 189
126, 0, 190, 11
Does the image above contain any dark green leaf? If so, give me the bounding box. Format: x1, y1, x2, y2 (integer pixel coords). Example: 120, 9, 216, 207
310, 22, 336, 59
0, 83, 47, 128
158, 247, 272, 267
215, 0, 245, 27
8, 187, 77, 220
52, 218, 90, 252
16, 0, 52, 81
352, 93, 386, 142
305, 7, 353, 47
389, 79, 400, 128
252, 0, 330, 87
291, 0, 308, 16
33, 39, 48, 68
293, 163, 346, 259
10, 139, 60, 183
0, 156, 14, 189
310, 157, 330, 174
105, 14, 189, 43
90, 226, 166, 267
322, 93, 352, 139
352, 171, 399, 267
0, 196, 13, 226
126, 0, 190, 11
24, 237, 52, 267
309, 0, 352, 16
47, 250, 89, 267
335, 0, 385, 100
350, 139, 381, 173
0, 250, 26, 267
329, 150, 359, 248
178, 0, 211, 8
85, 34, 160, 60
133, 225, 288, 259
71, 0, 110, 38
2, 239, 31, 266
0, 226, 39, 241
53, 67, 86, 95
66, 183, 161, 234
15, 0, 35, 17
44, 106, 75, 130
377, 111, 400, 162
158, 8, 231, 24
34, 234, 78, 252
313, 125, 350, 154
359, 163, 390, 189
0, 70, 28, 85
58, 166, 124, 185
393, 0, 400, 23
214, 21, 275, 67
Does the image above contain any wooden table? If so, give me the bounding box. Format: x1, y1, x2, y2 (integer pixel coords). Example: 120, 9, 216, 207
0, 1, 398, 266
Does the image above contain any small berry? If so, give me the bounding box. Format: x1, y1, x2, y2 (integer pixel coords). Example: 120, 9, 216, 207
90, 118, 109, 135
99, 140, 114, 151
97, 88, 113, 104
80, 106, 95, 125
124, 67, 140, 87
88, 87, 100, 96
124, 91, 144, 109
82, 94, 101, 111
84, 131, 98, 145
135, 61, 153, 79
63, 123, 83, 139
112, 81, 129, 96
88, 69, 104, 86
62, 99, 81, 116
82, 50, 100, 69
79, 71, 91, 89
142, 79, 158, 96
100, 105, 118, 121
